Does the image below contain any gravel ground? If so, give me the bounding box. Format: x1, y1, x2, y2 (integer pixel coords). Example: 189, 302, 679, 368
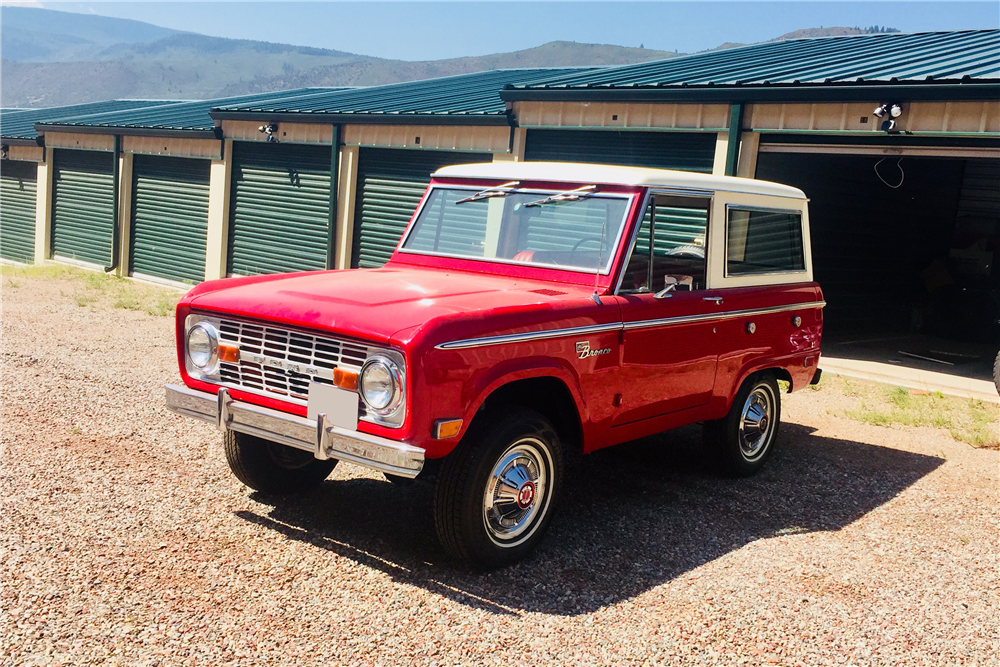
2, 274, 998, 666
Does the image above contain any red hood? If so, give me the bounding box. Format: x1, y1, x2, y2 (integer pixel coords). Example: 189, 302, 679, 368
187, 266, 609, 345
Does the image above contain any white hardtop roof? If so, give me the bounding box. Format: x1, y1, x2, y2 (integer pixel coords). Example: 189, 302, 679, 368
433, 161, 807, 199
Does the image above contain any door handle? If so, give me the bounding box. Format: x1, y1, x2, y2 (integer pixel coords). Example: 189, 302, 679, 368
703, 296, 723, 305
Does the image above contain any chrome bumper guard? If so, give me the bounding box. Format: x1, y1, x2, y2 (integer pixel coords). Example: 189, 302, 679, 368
164, 383, 424, 478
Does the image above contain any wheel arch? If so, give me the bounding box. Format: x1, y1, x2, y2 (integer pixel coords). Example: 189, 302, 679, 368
476, 376, 584, 454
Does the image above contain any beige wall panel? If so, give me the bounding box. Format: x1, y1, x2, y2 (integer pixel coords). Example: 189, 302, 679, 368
342, 124, 510, 152
124, 136, 222, 159
6, 146, 44, 162
44, 132, 114, 151
514, 101, 729, 130
751, 101, 1000, 134
222, 120, 335, 144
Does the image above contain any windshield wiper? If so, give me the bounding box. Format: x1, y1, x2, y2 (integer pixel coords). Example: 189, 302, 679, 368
523, 185, 597, 208
455, 181, 520, 204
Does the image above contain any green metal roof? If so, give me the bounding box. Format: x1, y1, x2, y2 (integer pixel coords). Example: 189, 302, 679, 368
211, 68, 597, 125
1, 100, 170, 142
32, 88, 346, 138
502, 30, 1000, 102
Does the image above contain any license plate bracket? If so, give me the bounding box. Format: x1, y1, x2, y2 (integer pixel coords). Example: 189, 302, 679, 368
307, 382, 359, 431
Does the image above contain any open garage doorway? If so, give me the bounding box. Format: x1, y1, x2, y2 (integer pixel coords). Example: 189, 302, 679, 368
756, 148, 999, 393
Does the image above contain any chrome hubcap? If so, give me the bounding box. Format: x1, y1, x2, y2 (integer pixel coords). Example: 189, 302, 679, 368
739, 386, 775, 461
483, 439, 551, 546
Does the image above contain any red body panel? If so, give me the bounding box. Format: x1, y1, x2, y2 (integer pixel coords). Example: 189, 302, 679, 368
174, 177, 824, 461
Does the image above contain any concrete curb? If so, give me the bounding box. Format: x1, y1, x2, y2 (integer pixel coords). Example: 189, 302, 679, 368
819, 356, 1000, 404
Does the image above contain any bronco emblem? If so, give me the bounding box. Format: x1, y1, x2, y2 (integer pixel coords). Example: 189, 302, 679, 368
576, 341, 612, 360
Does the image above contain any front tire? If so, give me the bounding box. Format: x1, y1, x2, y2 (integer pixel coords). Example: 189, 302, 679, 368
704, 373, 781, 477
224, 430, 337, 494
433, 407, 564, 568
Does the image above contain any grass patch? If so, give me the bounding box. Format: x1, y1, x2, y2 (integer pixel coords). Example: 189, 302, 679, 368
2, 263, 181, 317
826, 375, 999, 449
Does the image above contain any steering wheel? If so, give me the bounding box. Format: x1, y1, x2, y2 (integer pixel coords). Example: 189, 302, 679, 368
570, 237, 603, 254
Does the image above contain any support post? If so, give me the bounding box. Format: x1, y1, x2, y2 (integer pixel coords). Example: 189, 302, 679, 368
712, 132, 729, 176
204, 139, 233, 280
33, 147, 54, 264
333, 145, 359, 270
116, 151, 134, 277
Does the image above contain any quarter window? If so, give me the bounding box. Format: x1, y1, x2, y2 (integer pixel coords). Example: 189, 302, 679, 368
726, 208, 805, 276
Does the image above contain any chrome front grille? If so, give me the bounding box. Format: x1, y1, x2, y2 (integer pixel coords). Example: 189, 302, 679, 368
216, 318, 369, 407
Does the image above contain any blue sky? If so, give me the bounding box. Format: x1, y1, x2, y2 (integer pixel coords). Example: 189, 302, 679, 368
28, 1, 1000, 60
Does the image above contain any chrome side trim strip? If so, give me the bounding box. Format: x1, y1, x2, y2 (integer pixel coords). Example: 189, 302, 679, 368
164, 383, 425, 478
623, 300, 827, 331
433, 301, 825, 350
435, 322, 624, 350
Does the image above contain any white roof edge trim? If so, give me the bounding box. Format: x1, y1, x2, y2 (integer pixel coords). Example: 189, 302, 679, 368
433, 162, 807, 199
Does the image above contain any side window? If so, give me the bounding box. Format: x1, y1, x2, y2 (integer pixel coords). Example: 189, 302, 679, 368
620, 195, 710, 293
726, 208, 805, 276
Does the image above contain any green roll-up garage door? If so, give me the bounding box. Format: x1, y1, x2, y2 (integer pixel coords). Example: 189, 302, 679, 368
0, 160, 37, 263
524, 129, 717, 173
228, 142, 332, 276
130, 155, 210, 284
51, 149, 115, 266
352, 148, 491, 268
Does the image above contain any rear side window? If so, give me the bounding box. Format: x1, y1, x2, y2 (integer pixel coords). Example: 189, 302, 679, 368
726, 207, 805, 276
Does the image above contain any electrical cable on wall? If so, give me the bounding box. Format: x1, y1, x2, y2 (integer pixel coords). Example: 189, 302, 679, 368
874, 157, 905, 189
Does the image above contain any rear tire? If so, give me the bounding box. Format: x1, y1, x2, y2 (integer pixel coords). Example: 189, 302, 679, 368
224, 430, 337, 494
433, 407, 563, 568
993, 350, 1000, 396
704, 373, 781, 477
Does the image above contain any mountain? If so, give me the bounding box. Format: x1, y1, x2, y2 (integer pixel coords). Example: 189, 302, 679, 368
0, 8, 898, 108
1, 6, 182, 62
0, 7, 681, 108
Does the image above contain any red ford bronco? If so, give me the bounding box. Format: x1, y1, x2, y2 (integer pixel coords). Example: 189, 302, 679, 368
166, 162, 824, 566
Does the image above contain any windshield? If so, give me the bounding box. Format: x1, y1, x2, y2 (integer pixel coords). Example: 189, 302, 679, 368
400, 186, 633, 274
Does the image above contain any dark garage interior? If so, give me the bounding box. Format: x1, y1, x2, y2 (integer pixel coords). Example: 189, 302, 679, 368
756, 149, 1000, 383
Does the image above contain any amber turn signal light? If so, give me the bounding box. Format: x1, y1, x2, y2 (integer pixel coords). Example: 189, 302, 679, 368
218, 343, 240, 364
433, 419, 463, 440
333, 368, 359, 391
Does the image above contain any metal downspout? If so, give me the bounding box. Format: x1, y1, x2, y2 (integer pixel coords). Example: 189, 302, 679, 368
326, 125, 340, 269
104, 134, 122, 273
724, 104, 744, 177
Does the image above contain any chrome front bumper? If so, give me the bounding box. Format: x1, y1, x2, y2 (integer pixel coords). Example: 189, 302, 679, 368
164, 383, 424, 478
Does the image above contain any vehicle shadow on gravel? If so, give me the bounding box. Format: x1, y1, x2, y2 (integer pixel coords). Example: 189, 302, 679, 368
236, 422, 944, 617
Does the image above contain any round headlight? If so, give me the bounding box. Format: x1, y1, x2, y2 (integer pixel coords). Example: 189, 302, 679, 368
187, 322, 219, 372
359, 357, 401, 414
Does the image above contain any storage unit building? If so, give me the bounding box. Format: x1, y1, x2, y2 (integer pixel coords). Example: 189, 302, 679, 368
35, 89, 337, 283
2, 100, 167, 265
211, 68, 592, 271
502, 30, 1000, 352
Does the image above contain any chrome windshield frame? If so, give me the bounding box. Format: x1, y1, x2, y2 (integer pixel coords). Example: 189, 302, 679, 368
396, 184, 635, 277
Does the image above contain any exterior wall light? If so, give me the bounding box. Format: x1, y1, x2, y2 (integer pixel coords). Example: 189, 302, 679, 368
873, 103, 903, 133
258, 123, 278, 142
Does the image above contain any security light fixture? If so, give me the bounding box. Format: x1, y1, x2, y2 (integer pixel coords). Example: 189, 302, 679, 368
0, 145, 8, 160
258, 123, 278, 143
872, 103, 903, 133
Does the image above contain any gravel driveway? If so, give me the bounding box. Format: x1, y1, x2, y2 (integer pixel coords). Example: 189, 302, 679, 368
3, 274, 998, 666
